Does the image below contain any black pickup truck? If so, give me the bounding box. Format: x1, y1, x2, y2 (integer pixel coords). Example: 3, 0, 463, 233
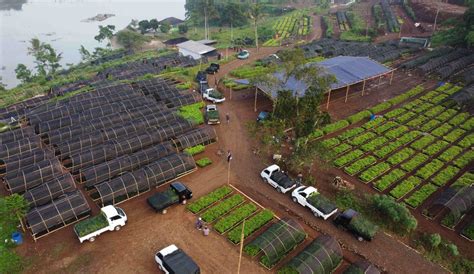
333, 209, 378, 241
147, 182, 193, 214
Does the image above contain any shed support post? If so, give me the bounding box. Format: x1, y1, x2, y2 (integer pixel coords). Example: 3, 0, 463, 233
254, 87, 257, 112
326, 90, 331, 109
230, 86, 233, 100
345, 85, 350, 103
362, 80, 366, 96
389, 71, 394, 85
377, 75, 382, 89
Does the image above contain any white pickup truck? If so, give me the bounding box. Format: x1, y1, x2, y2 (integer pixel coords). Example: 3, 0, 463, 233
260, 164, 297, 193
73, 205, 127, 243
291, 186, 338, 220
203, 88, 225, 103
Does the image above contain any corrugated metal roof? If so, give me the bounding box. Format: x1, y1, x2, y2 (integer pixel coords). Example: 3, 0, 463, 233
177, 40, 216, 55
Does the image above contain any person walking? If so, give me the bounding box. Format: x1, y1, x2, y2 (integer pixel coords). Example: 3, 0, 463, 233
226, 113, 230, 124
203, 226, 210, 236
195, 217, 203, 230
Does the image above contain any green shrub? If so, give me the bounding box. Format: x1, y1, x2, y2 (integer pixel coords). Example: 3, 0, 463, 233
390, 176, 422, 199
416, 159, 444, 180
405, 184, 437, 208
453, 150, 474, 169
371, 194, 417, 234
387, 147, 415, 165
374, 169, 406, 191
344, 156, 377, 176
400, 153, 429, 172
438, 146, 463, 162
369, 102, 392, 114
227, 210, 274, 244
178, 102, 205, 124
196, 157, 212, 167
348, 215, 378, 240
432, 166, 460, 186
321, 120, 350, 134
201, 194, 244, 222
348, 110, 372, 124
184, 145, 205, 156
359, 162, 390, 182
337, 127, 364, 141
333, 149, 364, 167
214, 203, 257, 233
187, 186, 233, 213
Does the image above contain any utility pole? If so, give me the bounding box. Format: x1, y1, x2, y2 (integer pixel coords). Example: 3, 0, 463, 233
237, 220, 246, 274
432, 1, 440, 34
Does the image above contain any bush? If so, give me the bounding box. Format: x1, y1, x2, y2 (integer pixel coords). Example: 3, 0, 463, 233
371, 194, 417, 234
184, 145, 205, 156
187, 186, 233, 213
214, 203, 257, 234
347, 110, 372, 124
369, 102, 392, 114
196, 157, 212, 167
348, 215, 378, 240
227, 210, 274, 244
321, 120, 350, 134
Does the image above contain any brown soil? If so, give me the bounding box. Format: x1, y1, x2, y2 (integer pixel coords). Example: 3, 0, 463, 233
411, 0, 467, 23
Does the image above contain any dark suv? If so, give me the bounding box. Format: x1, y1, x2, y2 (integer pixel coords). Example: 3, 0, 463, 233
195, 71, 207, 83
205, 63, 220, 74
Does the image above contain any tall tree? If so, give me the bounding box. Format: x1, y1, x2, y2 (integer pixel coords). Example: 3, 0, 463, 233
138, 20, 151, 34
14, 64, 33, 83
221, 2, 248, 43
149, 19, 159, 32
94, 25, 115, 45
27, 38, 62, 77
185, 0, 216, 40
79, 45, 92, 62
249, 3, 263, 52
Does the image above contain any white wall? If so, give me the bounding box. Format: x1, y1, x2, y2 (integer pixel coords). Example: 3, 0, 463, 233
178, 48, 202, 60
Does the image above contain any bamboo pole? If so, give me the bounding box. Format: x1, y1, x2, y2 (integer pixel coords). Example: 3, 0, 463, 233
237, 220, 246, 274
389, 71, 394, 85
254, 87, 258, 112
227, 160, 231, 185
344, 85, 350, 103
377, 75, 382, 89
362, 80, 366, 96
230, 85, 233, 101
326, 90, 331, 109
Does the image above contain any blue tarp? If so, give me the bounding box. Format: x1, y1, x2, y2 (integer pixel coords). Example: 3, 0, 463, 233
256, 56, 391, 100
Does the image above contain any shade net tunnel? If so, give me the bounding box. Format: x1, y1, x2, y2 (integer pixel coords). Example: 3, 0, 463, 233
281, 235, 343, 274
246, 218, 306, 267
428, 185, 474, 221
1, 73, 212, 240
93, 153, 196, 206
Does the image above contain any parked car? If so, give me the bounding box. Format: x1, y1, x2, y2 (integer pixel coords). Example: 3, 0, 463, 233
195, 71, 207, 84
291, 186, 338, 220
333, 209, 378, 241
237, 50, 250, 60
205, 63, 220, 74
205, 104, 220, 125
147, 182, 193, 214
260, 164, 297, 193
155, 244, 200, 274
203, 88, 225, 103
74, 205, 127, 243
257, 111, 270, 122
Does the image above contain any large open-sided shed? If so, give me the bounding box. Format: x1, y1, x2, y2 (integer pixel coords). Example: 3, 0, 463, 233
255, 56, 395, 109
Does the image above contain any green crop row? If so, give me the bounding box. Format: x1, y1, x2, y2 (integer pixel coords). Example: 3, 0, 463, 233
442, 85, 462, 95
438, 146, 463, 162
400, 153, 429, 172
385, 108, 406, 119
398, 130, 422, 145
333, 143, 352, 155
227, 210, 274, 244
451, 172, 474, 189
308, 129, 324, 140
431, 93, 449, 104
423, 140, 449, 156
416, 159, 444, 180
334, 149, 364, 167
344, 156, 377, 176
431, 124, 453, 138
214, 203, 258, 234
374, 140, 402, 158
359, 162, 390, 183
443, 128, 466, 143
403, 99, 423, 110
390, 176, 422, 199
405, 184, 437, 208
201, 194, 244, 223
322, 120, 350, 134
410, 134, 436, 150
435, 83, 453, 92
362, 117, 386, 129
406, 115, 428, 128
369, 102, 392, 114
374, 121, 398, 134
374, 168, 406, 191
338, 127, 364, 141
196, 157, 212, 167
347, 110, 372, 124
187, 186, 233, 213
387, 147, 415, 165
385, 125, 409, 140
458, 133, 473, 148
420, 119, 441, 132
184, 144, 206, 156
387, 85, 424, 106
432, 165, 460, 187
360, 136, 388, 152
448, 113, 469, 126
178, 102, 205, 125
453, 150, 474, 169
435, 109, 457, 123
460, 117, 474, 131
321, 137, 341, 148
412, 103, 434, 114
395, 111, 416, 123
424, 105, 445, 118
419, 90, 440, 101
348, 132, 377, 146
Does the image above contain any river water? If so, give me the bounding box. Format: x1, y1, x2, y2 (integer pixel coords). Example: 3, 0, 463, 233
0, 0, 185, 88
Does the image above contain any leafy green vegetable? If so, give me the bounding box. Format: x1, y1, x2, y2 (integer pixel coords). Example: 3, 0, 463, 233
432, 165, 460, 186
201, 194, 244, 222
405, 184, 437, 208
184, 144, 205, 156
187, 186, 233, 213
359, 162, 390, 183
390, 176, 421, 199
344, 156, 377, 176
178, 102, 205, 124
214, 203, 257, 234
374, 169, 406, 191
74, 213, 108, 237
333, 149, 364, 167
196, 157, 212, 167
321, 120, 350, 134
227, 210, 274, 244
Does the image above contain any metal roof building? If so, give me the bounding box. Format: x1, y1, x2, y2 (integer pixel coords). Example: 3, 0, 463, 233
176, 40, 217, 60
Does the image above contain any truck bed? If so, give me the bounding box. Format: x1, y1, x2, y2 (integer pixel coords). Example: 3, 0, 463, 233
307, 193, 338, 215
270, 172, 295, 189
147, 189, 179, 212
74, 213, 108, 237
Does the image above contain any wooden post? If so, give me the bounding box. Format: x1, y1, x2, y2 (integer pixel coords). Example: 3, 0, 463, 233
237, 220, 246, 274
230, 85, 233, 100
227, 160, 231, 185
326, 90, 331, 110
254, 87, 258, 112
389, 71, 394, 85
377, 76, 382, 89
344, 85, 350, 103
362, 80, 366, 96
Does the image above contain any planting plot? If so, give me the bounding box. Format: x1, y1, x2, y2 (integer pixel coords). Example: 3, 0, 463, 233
390, 176, 422, 200
344, 156, 377, 176
405, 184, 438, 208
431, 166, 460, 187
374, 169, 406, 191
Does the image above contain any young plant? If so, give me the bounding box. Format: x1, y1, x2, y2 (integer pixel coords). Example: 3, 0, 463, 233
390, 176, 422, 199
359, 162, 390, 183
333, 149, 364, 167
214, 203, 257, 234
404, 184, 437, 208
432, 165, 460, 186
187, 186, 233, 213
374, 169, 406, 191
344, 156, 377, 176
